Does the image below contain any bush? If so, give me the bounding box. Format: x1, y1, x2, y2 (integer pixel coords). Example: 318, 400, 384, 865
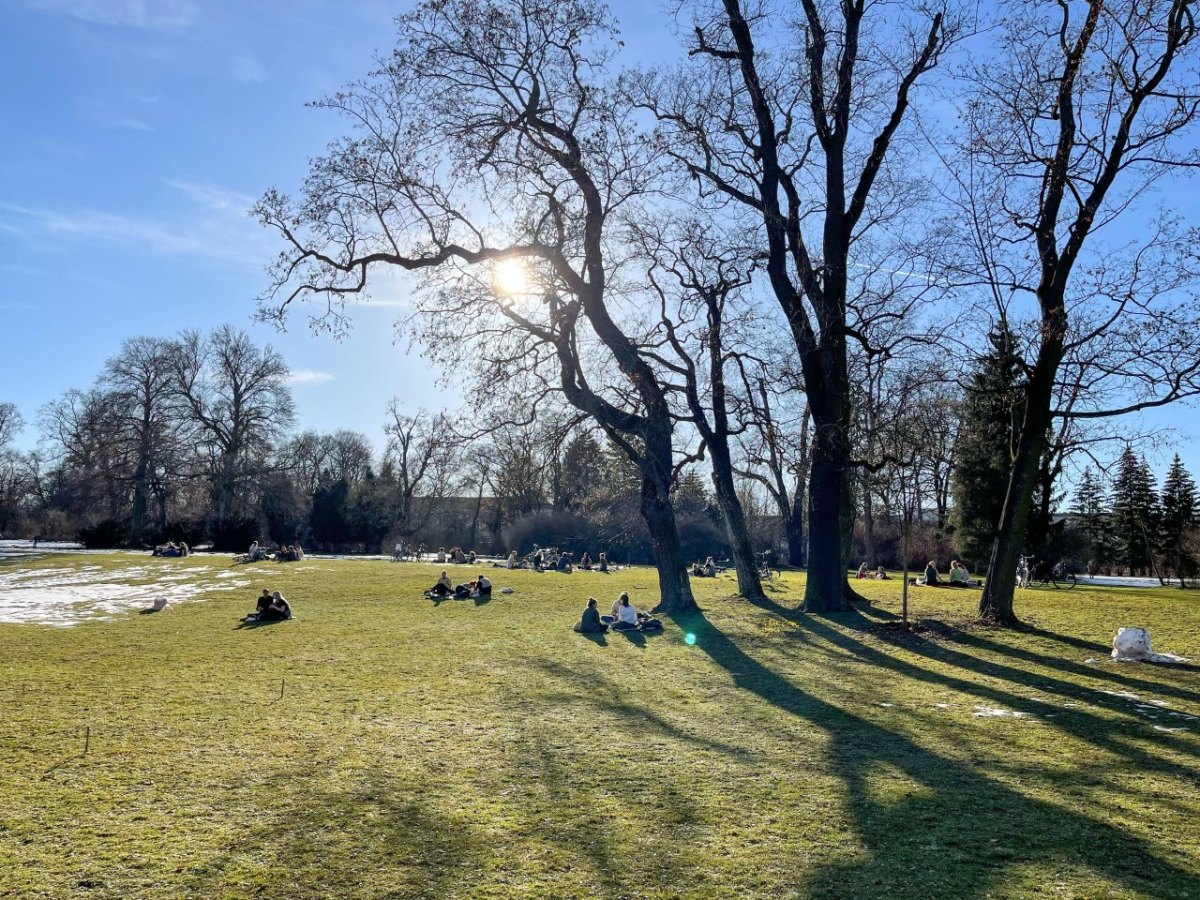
210, 517, 259, 552
79, 518, 130, 549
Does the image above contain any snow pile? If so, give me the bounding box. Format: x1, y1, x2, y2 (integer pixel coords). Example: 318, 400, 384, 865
0, 563, 247, 626
1111, 627, 1189, 665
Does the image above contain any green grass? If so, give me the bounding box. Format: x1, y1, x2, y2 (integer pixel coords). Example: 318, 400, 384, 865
2, 553, 1199, 899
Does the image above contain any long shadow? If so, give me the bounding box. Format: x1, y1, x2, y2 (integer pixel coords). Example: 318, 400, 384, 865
669, 608, 1200, 899
786, 611, 1200, 778
531, 659, 754, 759
186, 769, 482, 899
950, 629, 1200, 704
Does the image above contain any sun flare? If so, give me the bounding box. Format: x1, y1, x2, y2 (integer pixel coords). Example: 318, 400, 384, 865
492, 258, 531, 297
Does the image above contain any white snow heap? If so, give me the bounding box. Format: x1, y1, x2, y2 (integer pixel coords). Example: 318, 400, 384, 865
1111, 627, 1189, 664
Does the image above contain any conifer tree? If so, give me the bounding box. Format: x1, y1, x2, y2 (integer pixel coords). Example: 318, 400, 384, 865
950, 327, 1024, 567
1159, 454, 1198, 587
1111, 447, 1160, 576
1072, 467, 1111, 575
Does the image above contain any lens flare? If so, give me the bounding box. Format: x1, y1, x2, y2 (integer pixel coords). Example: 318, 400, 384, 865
684, 632, 696, 646
492, 258, 530, 297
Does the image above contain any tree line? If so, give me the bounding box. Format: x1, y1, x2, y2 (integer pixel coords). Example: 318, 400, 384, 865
250, 0, 1200, 622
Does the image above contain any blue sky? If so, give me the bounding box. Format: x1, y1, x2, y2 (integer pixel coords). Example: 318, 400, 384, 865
1, 0, 1197, 483
0, 0, 678, 456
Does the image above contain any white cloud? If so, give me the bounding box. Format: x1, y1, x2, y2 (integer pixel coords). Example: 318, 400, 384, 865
81, 98, 157, 132
29, 0, 197, 31
287, 369, 335, 386
230, 54, 266, 85
0, 180, 267, 266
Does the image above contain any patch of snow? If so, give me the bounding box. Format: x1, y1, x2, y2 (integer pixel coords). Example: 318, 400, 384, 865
974, 706, 1027, 718
0, 562, 251, 626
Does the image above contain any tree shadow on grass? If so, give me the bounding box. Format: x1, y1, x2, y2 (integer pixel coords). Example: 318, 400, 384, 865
670, 608, 1200, 899
186, 770, 483, 900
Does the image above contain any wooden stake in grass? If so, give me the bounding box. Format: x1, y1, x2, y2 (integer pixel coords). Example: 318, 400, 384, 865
279, 678, 285, 701
84, 725, 90, 755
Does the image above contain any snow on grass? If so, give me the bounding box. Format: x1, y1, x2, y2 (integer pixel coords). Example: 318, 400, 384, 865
0, 562, 245, 627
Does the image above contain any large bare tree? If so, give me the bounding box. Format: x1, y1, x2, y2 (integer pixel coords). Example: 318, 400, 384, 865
255, 0, 702, 612
638, 0, 959, 610
949, 0, 1200, 624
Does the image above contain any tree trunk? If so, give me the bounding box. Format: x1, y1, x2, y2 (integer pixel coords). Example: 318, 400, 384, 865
708, 443, 765, 601
130, 459, 148, 541
641, 471, 696, 614
785, 496, 806, 568
803, 433, 854, 613
979, 354, 1060, 624
862, 482, 876, 568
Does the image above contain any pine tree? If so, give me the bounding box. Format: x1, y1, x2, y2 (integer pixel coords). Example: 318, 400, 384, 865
1111, 447, 1159, 576
1159, 454, 1198, 587
1071, 467, 1111, 575
950, 326, 1024, 566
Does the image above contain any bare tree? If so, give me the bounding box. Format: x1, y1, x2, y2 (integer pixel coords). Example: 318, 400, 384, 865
638, 0, 960, 610
384, 404, 461, 543
101, 336, 184, 539
949, 0, 1200, 624
255, 0, 701, 611
168, 326, 294, 522
642, 220, 765, 599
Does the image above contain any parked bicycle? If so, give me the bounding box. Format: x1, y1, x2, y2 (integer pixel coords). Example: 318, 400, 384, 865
1017, 555, 1077, 589
756, 550, 777, 582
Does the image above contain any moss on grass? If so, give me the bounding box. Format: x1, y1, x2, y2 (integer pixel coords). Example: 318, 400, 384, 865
1, 553, 1199, 898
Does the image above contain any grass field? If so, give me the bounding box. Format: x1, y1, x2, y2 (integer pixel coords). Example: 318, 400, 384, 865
1, 552, 1199, 899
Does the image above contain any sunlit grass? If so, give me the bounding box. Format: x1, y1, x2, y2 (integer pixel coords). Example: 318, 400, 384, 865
1, 553, 1198, 898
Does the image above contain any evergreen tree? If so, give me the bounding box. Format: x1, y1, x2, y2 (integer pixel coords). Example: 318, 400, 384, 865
1071, 466, 1112, 575
1111, 447, 1159, 576
950, 326, 1024, 566
1159, 454, 1198, 587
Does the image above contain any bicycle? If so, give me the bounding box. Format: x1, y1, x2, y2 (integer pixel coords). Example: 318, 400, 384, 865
1022, 556, 1077, 590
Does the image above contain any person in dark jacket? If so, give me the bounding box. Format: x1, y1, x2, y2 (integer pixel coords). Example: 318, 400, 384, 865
573, 598, 608, 634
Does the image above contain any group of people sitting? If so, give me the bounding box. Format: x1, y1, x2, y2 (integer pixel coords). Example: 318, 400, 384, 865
241, 588, 293, 623
573, 592, 663, 634
391, 542, 428, 561
433, 546, 476, 565
240, 541, 304, 563
493, 547, 611, 573
856, 562, 890, 580
152, 541, 190, 558
691, 556, 724, 578
425, 570, 493, 600
916, 560, 979, 588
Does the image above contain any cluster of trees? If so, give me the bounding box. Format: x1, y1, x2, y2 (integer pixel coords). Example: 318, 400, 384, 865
253, 0, 1200, 621
1073, 451, 1200, 586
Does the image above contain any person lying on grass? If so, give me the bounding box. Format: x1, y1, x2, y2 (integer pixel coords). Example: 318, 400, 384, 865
573, 597, 608, 634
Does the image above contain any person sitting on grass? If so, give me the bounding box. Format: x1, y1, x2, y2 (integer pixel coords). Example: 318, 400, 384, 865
949, 560, 977, 587
242, 589, 273, 622
557, 552, 572, 573
179, 542, 190, 558
573, 597, 608, 634
875, 566, 889, 580
598, 552, 609, 573
533, 548, 545, 572
475, 573, 492, 597
259, 590, 292, 621
436, 547, 447, 564
506, 550, 518, 569
580, 552, 592, 570
704, 556, 718, 577
602, 592, 663, 632
857, 561, 870, 579
918, 561, 941, 587
426, 571, 454, 598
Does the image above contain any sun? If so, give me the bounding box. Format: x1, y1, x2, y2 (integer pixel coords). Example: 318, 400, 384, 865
492, 258, 531, 298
